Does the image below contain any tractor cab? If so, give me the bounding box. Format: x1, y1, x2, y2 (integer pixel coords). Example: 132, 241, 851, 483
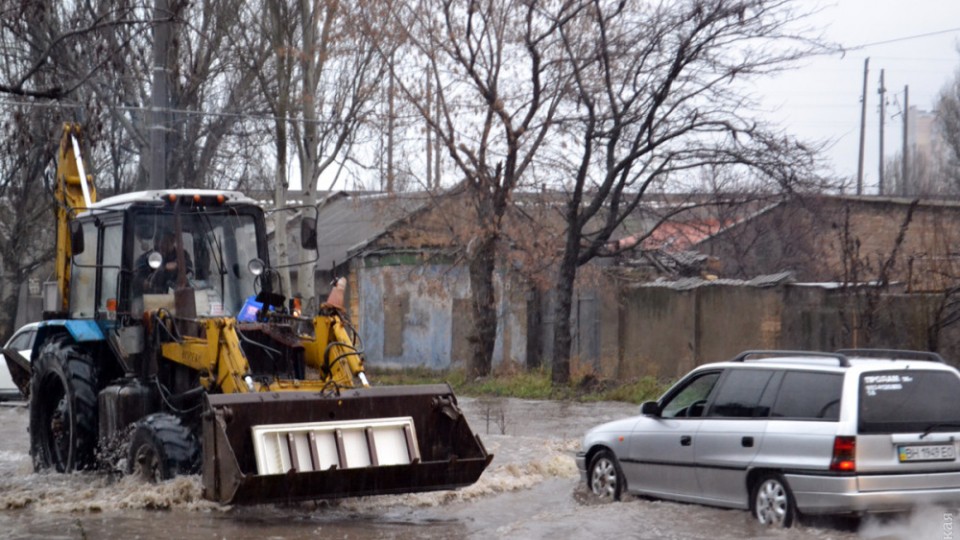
65, 190, 272, 325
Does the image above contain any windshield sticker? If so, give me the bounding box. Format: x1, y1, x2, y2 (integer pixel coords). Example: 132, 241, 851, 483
863, 374, 912, 396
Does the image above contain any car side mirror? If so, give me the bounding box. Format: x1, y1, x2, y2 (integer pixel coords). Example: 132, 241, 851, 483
70, 221, 84, 255
301, 217, 317, 250
640, 401, 661, 417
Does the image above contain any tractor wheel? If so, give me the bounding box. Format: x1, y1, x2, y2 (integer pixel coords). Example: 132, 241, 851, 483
29, 337, 99, 472
128, 413, 200, 482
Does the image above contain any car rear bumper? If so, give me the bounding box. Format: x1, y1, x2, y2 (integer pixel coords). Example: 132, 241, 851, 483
787, 472, 960, 514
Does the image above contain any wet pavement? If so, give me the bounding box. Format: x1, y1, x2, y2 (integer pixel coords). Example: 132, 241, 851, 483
0, 397, 952, 539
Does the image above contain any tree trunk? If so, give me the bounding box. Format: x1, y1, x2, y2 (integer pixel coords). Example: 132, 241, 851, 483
551, 244, 578, 385
0, 278, 19, 341
467, 233, 497, 379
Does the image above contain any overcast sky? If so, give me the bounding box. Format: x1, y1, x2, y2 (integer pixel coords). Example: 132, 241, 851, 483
754, 0, 960, 193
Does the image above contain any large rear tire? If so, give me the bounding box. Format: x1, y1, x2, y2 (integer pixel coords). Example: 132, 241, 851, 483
29, 337, 99, 472
128, 413, 200, 482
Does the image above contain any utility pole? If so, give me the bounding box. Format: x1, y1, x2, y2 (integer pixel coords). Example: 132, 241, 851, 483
149, 0, 170, 190
856, 58, 869, 195
434, 80, 442, 188
386, 54, 395, 192
902, 85, 909, 196
878, 68, 886, 196
425, 65, 433, 189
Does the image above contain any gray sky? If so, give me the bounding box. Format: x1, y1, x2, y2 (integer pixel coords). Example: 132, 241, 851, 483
755, 0, 960, 192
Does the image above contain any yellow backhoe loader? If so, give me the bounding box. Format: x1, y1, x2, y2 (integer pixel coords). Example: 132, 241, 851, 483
24, 124, 491, 504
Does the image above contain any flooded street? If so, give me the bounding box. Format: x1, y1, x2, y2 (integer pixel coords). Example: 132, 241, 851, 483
0, 398, 951, 539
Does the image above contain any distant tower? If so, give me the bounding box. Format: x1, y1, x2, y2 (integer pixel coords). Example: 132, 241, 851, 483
905, 107, 947, 196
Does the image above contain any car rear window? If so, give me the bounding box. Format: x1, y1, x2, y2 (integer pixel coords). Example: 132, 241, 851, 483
859, 370, 960, 434
771, 371, 843, 420
7, 331, 32, 351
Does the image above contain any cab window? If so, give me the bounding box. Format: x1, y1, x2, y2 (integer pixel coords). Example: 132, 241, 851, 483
70, 221, 98, 318
7, 329, 35, 351
100, 223, 122, 313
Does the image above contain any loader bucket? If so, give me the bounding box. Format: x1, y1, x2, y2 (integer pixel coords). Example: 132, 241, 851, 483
201, 384, 493, 505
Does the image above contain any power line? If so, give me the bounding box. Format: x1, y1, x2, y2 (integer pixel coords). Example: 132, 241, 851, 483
845, 27, 960, 51
0, 96, 352, 126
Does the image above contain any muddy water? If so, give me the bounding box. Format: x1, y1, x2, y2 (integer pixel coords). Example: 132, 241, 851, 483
0, 398, 950, 539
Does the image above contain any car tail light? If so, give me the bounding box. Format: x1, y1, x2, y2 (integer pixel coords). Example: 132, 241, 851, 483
830, 436, 856, 472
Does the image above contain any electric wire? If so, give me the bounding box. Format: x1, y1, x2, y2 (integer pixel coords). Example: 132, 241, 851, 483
845, 27, 960, 51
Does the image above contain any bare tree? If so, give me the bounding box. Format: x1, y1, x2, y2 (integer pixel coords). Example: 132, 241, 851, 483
0, 1, 275, 332
381, 0, 577, 378
936, 63, 960, 190
836, 199, 917, 346
547, 0, 828, 383
270, 0, 392, 311
0, 2, 93, 337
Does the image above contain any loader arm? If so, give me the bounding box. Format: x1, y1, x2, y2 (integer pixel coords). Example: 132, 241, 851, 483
53, 123, 97, 313
301, 308, 369, 388
158, 314, 369, 394
160, 317, 253, 394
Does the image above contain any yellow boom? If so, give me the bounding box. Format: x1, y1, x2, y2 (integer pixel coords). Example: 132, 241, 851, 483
54, 123, 97, 312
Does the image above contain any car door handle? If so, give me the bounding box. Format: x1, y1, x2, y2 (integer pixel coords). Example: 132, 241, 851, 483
680, 435, 692, 446
741, 436, 754, 448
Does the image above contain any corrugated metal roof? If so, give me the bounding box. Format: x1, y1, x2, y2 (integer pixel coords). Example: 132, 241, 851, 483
314, 192, 432, 272
641, 271, 795, 291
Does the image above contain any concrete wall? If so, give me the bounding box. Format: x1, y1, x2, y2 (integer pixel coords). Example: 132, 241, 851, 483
619, 284, 783, 378
620, 286, 696, 379
695, 286, 783, 362
619, 282, 960, 374
350, 259, 960, 376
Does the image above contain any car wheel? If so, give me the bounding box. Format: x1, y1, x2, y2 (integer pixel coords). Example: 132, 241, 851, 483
128, 413, 201, 482
588, 449, 623, 501
29, 337, 99, 472
752, 473, 796, 527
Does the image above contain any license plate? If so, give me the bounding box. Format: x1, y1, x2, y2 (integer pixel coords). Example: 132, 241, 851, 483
898, 444, 957, 462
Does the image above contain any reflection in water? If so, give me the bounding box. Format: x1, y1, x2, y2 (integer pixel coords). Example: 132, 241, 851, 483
0, 399, 939, 539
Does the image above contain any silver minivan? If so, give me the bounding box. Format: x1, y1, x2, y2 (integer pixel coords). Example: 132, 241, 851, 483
576, 350, 960, 527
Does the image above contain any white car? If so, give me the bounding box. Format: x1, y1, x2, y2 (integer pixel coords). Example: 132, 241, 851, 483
1, 322, 38, 401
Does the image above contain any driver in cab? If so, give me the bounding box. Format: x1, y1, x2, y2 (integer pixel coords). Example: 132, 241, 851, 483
135, 230, 193, 294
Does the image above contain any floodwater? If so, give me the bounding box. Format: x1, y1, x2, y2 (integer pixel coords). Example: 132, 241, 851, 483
0, 397, 952, 539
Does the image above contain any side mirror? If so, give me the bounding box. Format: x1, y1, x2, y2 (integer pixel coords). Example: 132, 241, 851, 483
70, 221, 84, 255
300, 217, 317, 250
639, 401, 661, 417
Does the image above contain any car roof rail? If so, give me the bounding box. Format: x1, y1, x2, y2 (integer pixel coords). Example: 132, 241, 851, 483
835, 348, 945, 364
729, 350, 850, 368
